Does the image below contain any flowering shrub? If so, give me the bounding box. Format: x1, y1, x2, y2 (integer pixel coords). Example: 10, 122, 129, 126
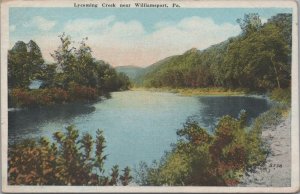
10, 86, 98, 108
68, 82, 98, 101
11, 88, 69, 107
8, 126, 132, 185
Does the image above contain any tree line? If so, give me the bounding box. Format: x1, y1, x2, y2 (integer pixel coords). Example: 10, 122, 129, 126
142, 13, 291, 91
8, 33, 131, 107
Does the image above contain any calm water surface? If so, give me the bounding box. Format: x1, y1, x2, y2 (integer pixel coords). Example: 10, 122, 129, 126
8, 90, 271, 172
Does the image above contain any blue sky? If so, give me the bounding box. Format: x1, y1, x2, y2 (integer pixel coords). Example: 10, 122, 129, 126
9, 8, 292, 67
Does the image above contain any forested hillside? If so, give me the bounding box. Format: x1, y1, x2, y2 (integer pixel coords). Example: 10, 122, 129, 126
130, 56, 177, 85
139, 13, 292, 91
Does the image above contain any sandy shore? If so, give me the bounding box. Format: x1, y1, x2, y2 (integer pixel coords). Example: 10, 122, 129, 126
239, 114, 291, 187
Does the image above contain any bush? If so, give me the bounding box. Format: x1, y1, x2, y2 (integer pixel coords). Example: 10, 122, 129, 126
68, 82, 98, 101
11, 88, 35, 107
270, 87, 291, 105
10, 86, 98, 108
8, 126, 132, 185
137, 111, 267, 186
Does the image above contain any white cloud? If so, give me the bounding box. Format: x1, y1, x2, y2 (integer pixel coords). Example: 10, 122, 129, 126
109, 20, 145, 38
24, 16, 56, 31
64, 16, 115, 35
18, 16, 241, 67
9, 25, 16, 32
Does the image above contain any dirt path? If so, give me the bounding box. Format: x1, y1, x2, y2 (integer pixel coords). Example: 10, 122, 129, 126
240, 114, 291, 186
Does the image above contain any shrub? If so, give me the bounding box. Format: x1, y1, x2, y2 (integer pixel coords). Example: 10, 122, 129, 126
138, 110, 267, 186
11, 88, 35, 107
68, 82, 98, 101
8, 126, 132, 185
270, 87, 291, 105
11, 88, 69, 107
10, 86, 98, 108
49, 88, 69, 103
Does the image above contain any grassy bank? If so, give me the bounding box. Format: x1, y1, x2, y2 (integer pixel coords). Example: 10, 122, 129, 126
132, 87, 248, 96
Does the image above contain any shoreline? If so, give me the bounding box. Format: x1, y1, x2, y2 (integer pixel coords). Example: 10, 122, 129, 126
130, 87, 272, 99
239, 112, 291, 186
131, 87, 247, 96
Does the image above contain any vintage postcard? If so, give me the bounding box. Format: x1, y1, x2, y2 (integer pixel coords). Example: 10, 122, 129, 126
1, 0, 299, 193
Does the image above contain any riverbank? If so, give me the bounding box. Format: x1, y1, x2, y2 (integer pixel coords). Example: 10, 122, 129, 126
239, 112, 291, 186
132, 87, 247, 96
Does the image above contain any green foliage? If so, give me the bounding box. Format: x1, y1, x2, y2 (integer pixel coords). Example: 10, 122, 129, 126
8, 126, 132, 186
267, 13, 292, 49
50, 34, 131, 91
245, 104, 288, 169
139, 13, 291, 91
138, 110, 268, 186
9, 34, 131, 108
270, 88, 291, 105
120, 167, 133, 186
8, 40, 44, 88
236, 13, 262, 35
223, 22, 290, 89
110, 165, 119, 185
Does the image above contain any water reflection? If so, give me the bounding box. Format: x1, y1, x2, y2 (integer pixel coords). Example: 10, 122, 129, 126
8, 103, 96, 143
191, 96, 271, 133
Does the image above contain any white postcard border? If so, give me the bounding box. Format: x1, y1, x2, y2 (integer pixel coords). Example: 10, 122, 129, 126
1, 0, 299, 193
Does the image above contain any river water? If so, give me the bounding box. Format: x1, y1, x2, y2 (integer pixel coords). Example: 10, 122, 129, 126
8, 90, 271, 172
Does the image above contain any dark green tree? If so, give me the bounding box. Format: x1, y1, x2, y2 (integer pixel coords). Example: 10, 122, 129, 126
27, 40, 45, 79
51, 33, 76, 88
8, 40, 44, 88
237, 13, 262, 35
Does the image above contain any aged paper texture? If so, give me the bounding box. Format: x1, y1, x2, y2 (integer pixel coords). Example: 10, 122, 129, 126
1, 0, 299, 193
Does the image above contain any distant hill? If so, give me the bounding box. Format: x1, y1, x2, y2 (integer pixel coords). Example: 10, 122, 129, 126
134, 56, 177, 85
115, 65, 143, 80
115, 56, 177, 85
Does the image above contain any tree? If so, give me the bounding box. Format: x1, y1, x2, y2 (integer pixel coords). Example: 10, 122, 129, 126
8, 40, 44, 88
237, 13, 262, 35
27, 40, 45, 79
224, 22, 290, 89
40, 63, 58, 88
267, 13, 292, 49
8, 41, 29, 88
51, 34, 131, 92
51, 33, 76, 88
74, 37, 98, 87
